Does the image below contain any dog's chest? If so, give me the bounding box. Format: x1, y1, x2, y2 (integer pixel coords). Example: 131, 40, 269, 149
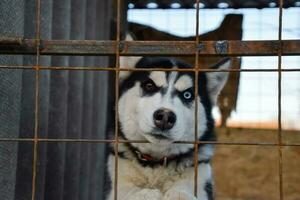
118, 157, 191, 191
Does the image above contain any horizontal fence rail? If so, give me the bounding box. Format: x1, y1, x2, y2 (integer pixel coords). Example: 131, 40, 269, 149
0, 137, 300, 147
1, 65, 300, 72
1, 38, 300, 56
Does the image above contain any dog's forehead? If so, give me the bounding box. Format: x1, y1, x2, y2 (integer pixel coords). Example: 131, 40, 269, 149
174, 75, 193, 91
149, 71, 193, 91
149, 71, 167, 87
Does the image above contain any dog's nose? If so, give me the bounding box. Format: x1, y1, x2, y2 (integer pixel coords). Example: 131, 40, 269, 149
153, 109, 176, 130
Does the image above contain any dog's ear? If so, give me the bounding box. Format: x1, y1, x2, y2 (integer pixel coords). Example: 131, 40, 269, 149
119, 33, 142, 81
206, 58, 231, 105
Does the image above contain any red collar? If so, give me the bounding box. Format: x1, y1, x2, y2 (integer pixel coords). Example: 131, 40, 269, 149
134, 150, 170, 167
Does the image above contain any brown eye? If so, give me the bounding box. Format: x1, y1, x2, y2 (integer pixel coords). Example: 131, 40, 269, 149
145, 82, 154, 91
141, 79, 158, 93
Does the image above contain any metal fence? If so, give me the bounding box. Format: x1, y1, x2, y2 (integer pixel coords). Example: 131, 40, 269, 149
0, 0, 112, 200
0, 0, 299, 200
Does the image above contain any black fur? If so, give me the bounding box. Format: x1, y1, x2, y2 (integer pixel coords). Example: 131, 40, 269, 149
205, 181, 214, 200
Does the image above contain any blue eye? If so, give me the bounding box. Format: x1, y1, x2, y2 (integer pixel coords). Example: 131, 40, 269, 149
179, 89, 194, 103
183, 91, 192, 99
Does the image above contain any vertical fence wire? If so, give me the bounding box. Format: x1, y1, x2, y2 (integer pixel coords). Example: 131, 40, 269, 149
114, 0, 121, 199
277, 0, 284, 199
31, 0, 41, 199
193, 0, 200, 197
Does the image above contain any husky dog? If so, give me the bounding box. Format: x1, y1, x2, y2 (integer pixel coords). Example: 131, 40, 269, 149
107, 36, 230, 200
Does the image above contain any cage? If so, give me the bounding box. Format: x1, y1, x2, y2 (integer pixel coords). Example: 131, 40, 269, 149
0, 0, 300, 200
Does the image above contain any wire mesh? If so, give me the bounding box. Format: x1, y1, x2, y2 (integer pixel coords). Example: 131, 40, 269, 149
31, 0, 41, 199
277, 0, 284, 199
113, 0, 121, 199
193, 0, 200, 196
0, 0, 298, 200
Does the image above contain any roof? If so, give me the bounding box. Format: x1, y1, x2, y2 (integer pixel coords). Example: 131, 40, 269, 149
127, 0, 300, 9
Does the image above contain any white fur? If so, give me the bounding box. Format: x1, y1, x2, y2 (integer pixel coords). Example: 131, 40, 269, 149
206, 60, 231, 105
114, 70, 211, 200
174, 75, 193, 92
118, 73, 207, 158
107, 153, 212, 200
149, 71, 167, 87
119, 33, 142, 82
165, 72, 178, 96
109, 54, 230, 200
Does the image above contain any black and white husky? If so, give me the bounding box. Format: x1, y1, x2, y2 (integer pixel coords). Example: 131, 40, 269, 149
107, 35, 230, 200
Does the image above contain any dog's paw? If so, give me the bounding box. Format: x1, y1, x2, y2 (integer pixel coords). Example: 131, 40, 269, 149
163, 190, 197, 200
130, 188, 163, 200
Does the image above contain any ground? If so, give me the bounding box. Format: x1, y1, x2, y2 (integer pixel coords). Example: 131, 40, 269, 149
213, 128, 300, 200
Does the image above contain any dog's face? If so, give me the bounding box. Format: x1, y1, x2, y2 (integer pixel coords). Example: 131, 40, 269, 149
118, 57, 230, 148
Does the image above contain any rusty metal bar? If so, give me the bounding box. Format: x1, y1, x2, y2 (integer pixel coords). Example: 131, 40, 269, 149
1, 137, 300, 147
1, 39, 300, 56
31, 0, 41, 199
277, 0, 284, 199
114, 0, 121, 200
193, 0, 200, 197
1, 64, 300, 72
0, 37, 23, 45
